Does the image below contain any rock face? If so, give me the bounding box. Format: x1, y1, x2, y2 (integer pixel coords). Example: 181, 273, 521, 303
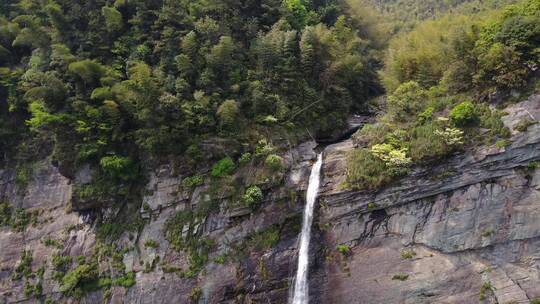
1, 95, 540, 304
315, 94, 540, 304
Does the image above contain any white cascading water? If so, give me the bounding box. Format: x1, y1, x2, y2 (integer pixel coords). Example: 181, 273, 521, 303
291, 153, 323, 304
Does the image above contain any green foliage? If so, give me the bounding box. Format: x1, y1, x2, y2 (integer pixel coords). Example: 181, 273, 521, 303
211, 157, 236, 178
52, 255, 72, 273
60, 264, 97, 294
387, 82, 429, 121
515, 118, 536, 132
101, 6, 123, 33
409, 124, 463, 162
528, 161, 540, 171
216, 99, 239, 129
496, 139, 511, 148
246, 226, 281, 251
382, 0, 540, 95
345, 148, 397, 190
392, 273, 409, 281
189, 286, 202, 303
336, 245, 351, 255
13, 250, 33, 280
243, 186, 264, 207
10, 208, 38, 232
24, 281, 42, 297
479, 281, 493, 300
68, 60, 106, 84
144, 239, 159, 248
400, 249, 417, 259
449, 102, 478, 127
284, 0, 310, 27
43, 238, 63, 248
96, 222, 124, 241
0, 202, 11, 226
182, 175, 204, 189
370, 143, 411, 174
239, 152, 252, 165
99, 155, 137, 181
353, 123, 392, 147
264, 154, 284, 172
164, 209, 216, 275
114, 272, 136, 288
214, 254, 228, 264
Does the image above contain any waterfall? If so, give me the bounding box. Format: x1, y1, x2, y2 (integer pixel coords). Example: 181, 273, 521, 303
291, 153, 323, 304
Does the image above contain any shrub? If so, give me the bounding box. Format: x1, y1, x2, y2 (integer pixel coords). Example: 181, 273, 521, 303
182, 175, 204, 189
449, 101, 478, 127
479, 281, 493, 301
99, 155, 136, 181
52, 255, 72, 272
400, 250, 416, 259
345, 149, 395, 190
386, 81, 429, 122
189, 286, 202, 303
144, 239, 159, 248
96, 222, 124, 241
416, 107, 434, 125
11, 208, 37, 232
435, 127, 464, 147
496, 139, 511, 148
528, 161, 539, 171
371, 144, 411, 174
254, 139, 275, 157
239, 152, 252, 165
514, 118, 536, 132
0, 202, 11, 226
247, 226, 280, 251
24, 281, 42, 297
336, 245, 351, 255
408, 124, 449, 162
15, 164, 31, 189
211, 157, 236, 177
60, 264, 98, 294
114, 272, 136, 288
13, 250, 33, 280
352, 123, 392, 147
392, 273, 409, 281
264, 154, 284, 172
214, 254, 227, 264
243, 186, 263, 207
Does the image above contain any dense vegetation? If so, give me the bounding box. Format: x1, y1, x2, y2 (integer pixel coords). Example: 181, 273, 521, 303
346, 0, 540, 190
0, 0, 382, 169
365, 0, 518, 32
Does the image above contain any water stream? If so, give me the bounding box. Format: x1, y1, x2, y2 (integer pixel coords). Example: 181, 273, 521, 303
290, 153, 323, 304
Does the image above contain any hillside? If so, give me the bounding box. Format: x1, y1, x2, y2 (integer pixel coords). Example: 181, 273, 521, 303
1, 0, 540, 303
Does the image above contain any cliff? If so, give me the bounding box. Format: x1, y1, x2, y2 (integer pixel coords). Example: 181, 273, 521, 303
1, 95, 540, 303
